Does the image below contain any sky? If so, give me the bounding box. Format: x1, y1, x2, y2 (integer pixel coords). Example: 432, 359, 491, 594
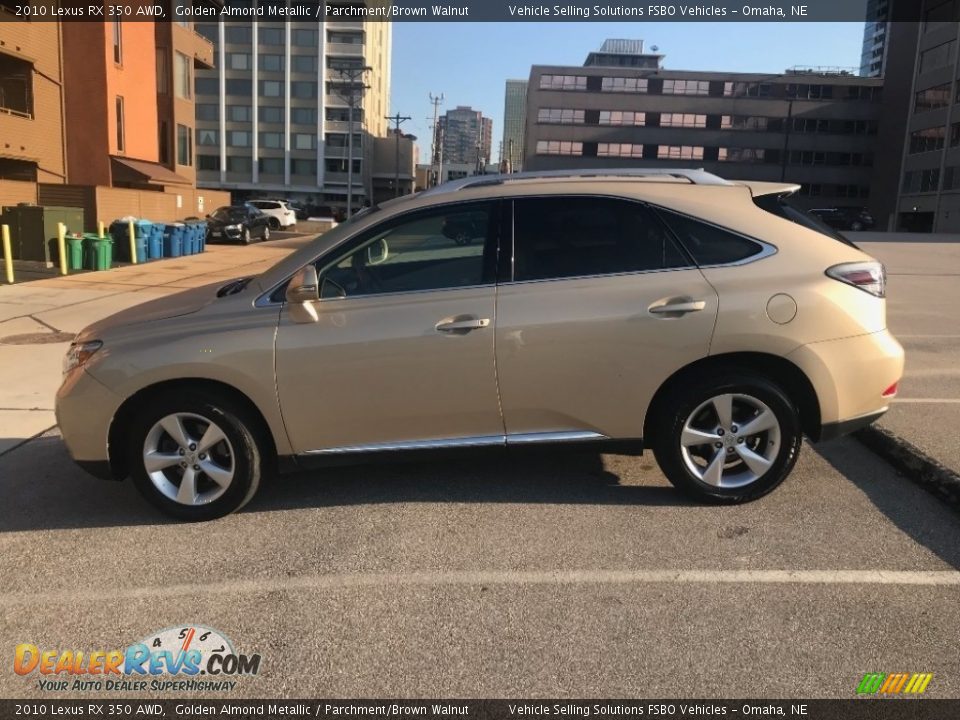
389, 22, 866, 163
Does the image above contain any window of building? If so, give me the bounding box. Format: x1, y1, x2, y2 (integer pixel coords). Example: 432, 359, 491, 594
195, 78, 218, 95
600, 76, 647, 93
226, 156, 252, 174
292, 55, 318, 73
291, 81, 317, 98
326, 133, 363, 148
657, 145, 704, 160
294, 133, 316, 150
225, 79, 251, 96
226, 105, 251, 122
835, 184, 870, 199
537, 108, 585, 124
292, 29, 318, 47
915, 83, 952, 112
196, 104, 218, 121
260, 132, 282, 149
227, 52, 250, 71
919, 40, 956, 74
792, 118, 830, 133
841, 120, 878, 135
259, 27, 283, 45
721, 116, 769, 130
260, 80, 281, 98
196, 128, 218, 146
198, 154, 220, 172
540, 74, 588, 91
660, 113, 707, 128
325, 159, 362, 173
787, 84, 834, 100
662, 80, 709, 96
536, 140, 583, 156
174, 52, 191, 99
159, 120, 170, 164
723, 82, 772, 97
910, 126, 947, 153
293, 108, 318, 125
258, 54, 283, 72
596, 143, 643, 158
225, 25, 251, 44
326, 107, 362, 123
598, 110, 646, 126
228, 131, 251, 147
902, 168, 940, 193
176, 124, 192, 166
924, 0, 955, 29
259, 157, 284, 175
115, 96, 125, 152
112, 21, 122, 64
657, 210, 763, 266
943, 165, 960, 191
327, 31, 364, 45
155, 49, 169, 94
260, 105, 283, 123
718, 148, 766, 162
196, 24, 218, 42
951, 122, 960, 147
512, 197, 687, 282
291, 158, 317, 176
318, 204, 491, 297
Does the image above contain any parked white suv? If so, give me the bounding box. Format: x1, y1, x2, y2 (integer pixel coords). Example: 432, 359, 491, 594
248, 200, 297, 230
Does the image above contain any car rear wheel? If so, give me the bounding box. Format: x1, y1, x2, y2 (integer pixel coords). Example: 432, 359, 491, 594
268, 217, 280, 231
241, 227, 251, 245
262, 225, 271, 242
127, 390, 262, 520
652, 373, 802, 503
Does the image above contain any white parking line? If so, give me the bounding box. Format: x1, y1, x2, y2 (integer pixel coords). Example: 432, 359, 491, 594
2, 570, 959, 607
893, 398, 960, 404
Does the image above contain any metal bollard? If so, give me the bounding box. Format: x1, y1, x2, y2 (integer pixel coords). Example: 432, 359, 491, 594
57, 222, 68, 275
128, 219, 137, 265
1, 224, 13, 284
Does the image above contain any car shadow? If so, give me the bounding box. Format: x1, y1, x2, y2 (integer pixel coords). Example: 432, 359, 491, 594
0, 436, 690, 532
811, 437, 960, 570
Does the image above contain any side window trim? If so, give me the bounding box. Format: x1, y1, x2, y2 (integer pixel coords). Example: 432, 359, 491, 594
503, 194, 696, 285
649, 204, 777, 268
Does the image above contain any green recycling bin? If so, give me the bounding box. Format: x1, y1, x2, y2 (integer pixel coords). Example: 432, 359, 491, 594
66, 237, 84, 271
92, 238, 113, 271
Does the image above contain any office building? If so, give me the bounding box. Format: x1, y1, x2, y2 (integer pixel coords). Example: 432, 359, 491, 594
501, 80, 527, 172
524, 40, 884, 211
860, 0, 892, 77
438, 105, 493, 168
192, 19, 392, 213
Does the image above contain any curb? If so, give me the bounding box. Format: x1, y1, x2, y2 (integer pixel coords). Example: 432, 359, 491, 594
855, 425, 960, 512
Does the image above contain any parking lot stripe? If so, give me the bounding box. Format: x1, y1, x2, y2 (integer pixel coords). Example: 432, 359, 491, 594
893, 398, 960, 403
2, 570, 959, 607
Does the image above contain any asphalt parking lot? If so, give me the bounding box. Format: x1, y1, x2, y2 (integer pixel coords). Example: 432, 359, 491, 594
1, 236, 959, 700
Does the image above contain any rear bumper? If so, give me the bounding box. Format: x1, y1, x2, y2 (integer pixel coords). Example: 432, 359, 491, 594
818, 408, 887, 442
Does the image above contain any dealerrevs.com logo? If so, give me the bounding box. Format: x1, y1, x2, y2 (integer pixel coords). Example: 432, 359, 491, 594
14, 625, 262, 693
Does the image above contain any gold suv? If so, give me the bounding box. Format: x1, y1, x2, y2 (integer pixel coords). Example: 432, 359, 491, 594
56, 170, 904, 520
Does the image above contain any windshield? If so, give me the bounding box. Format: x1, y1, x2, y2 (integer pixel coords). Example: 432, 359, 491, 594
212, 207, 244, 221
752, 193, 858, 248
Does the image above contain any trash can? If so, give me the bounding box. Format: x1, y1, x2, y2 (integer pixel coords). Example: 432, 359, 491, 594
110, 219, 149, 263
66, 236, 85, 271
91, 237, 113, 271
147, 223, 165, 260
184, 221, 201, 255
163, 223, 185, 258
197, 221, 207, 253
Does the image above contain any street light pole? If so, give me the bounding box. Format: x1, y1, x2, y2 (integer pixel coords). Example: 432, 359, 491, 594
333, 65, 372, 219
385, 112, 411, 198
428, 92, 444, 187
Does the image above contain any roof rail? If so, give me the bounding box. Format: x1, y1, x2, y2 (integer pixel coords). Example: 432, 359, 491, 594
419, 168, 733, 196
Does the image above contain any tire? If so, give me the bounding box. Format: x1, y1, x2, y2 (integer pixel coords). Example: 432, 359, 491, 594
652, 373, 802, 504
851, 222, 863, 231
241, 227, 251, 245
262, 225, 270, 242
268, 217, 280, 231
127, 389, 263, 521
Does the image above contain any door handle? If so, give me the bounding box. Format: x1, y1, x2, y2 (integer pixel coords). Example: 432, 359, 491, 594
649, 300, 706, 315
436, 317, 491, 332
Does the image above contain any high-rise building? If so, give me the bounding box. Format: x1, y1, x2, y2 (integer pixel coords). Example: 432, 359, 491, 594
192, 20, 392, 213
523, 40, 884, 211
860, 0, 892, 77
501, 80, 527, 172
438, 106, 492, 167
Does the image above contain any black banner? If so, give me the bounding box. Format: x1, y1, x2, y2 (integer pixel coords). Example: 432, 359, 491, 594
0, 0, 946, 23
1, 700, 960, 720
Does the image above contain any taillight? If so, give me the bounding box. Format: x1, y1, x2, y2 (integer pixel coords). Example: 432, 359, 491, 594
826, 261, 886, 298
882, 382, 898, 398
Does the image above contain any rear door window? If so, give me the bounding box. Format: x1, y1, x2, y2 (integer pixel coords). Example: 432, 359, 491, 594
511, 196, 690, 282
656, 210, 765, 266
753, 194, 858, 248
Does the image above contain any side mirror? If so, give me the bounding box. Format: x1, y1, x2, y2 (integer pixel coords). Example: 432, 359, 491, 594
366, 238, 389, 265
286, 265, 319, 304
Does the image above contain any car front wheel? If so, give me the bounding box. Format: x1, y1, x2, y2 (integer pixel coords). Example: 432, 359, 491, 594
652, 373, 802, 503
262, 225, 270, 242
241, 227, 251, 245
127, 390, 263, 520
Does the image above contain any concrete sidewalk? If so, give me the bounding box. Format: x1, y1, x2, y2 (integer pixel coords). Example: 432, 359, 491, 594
0, 238, 309, 454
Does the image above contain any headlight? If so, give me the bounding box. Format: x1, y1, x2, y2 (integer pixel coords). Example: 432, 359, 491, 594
225, 224, 240, 231
63, 340, 103, 375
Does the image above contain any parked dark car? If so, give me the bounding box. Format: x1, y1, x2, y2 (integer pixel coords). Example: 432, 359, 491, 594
206, 205, 272, 244
809, 207, 875, 232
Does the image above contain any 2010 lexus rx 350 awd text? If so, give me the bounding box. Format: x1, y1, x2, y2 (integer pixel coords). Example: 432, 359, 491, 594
56, 170, 904, 520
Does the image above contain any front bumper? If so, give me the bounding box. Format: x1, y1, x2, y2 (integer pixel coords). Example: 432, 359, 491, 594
55, 368, 123, 479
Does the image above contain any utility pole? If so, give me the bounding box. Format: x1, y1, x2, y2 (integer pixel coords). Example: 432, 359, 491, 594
385, 112, 411, 198
333, 65, 372, 219
428, 92, 444, 187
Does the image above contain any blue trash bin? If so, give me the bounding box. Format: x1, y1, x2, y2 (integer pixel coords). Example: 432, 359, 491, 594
197, 221, 207, 252
162, 224, 185, 258
147, 223, 165, 260
109, 220, 147, 263
184, 223, 198, 255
